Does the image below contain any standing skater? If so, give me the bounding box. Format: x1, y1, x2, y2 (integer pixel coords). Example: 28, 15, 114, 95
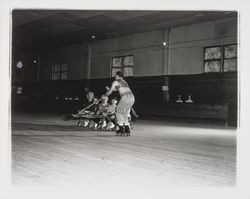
105, 71, 135, 136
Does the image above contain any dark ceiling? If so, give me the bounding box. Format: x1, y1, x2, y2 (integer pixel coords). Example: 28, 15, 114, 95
12, 10, 237, 52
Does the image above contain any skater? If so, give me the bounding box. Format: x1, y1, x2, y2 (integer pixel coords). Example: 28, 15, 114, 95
70, 92, 99, 127
105, 98, 118, 130
79, 92, 98, 127
93, 95, 110, 129
89, 96, 117, 130
105, 71, 135, 136
84, 91, 98, 113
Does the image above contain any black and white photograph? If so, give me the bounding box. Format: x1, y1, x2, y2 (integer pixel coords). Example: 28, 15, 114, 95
1, 0, 250, 199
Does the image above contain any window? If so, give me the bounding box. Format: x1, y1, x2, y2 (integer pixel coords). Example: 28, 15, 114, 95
111, 55, 134, 77
52, 63, 68, 80
224, 44, 237, 72
204, 44, 237, 73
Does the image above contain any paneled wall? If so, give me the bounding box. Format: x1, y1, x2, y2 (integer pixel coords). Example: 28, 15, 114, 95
12, 52, 38, 82
90, 17, 237, 78
90, 30, 166, 78
169, 17, 237, 74
39, 43, 88, 81
13, 17, 237, 81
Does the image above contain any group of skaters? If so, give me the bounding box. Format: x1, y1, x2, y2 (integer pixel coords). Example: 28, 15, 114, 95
70, 71, 138, 136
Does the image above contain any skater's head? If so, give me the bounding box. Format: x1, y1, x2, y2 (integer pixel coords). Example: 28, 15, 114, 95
86, 91, 94, 102
111, 98, 117, 105
101, 95, 108, 103
115, 71, 123, 80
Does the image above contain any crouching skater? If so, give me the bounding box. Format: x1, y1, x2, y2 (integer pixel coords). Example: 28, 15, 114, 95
75, 91, 99, 127
105, 71, 135, 136
89, 95, 117, 131
104, 98, 118, 131
90, 95, 110, 129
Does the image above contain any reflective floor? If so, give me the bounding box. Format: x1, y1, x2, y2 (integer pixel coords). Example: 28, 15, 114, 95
12, 113, 236, 187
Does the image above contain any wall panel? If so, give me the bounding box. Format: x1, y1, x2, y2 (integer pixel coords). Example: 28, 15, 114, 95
90, 55, 103, 79
190, 46, 204, 74
214, 18, 237, 38
132, 30, 165, 49
169, 47, 190, 74
170, 22, 214, 43
148, 49, 164, 75
133, 51, 148, 76
91, 39, 117, 54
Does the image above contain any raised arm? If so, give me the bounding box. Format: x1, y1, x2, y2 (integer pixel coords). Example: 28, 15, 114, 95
106, 80, 119, 96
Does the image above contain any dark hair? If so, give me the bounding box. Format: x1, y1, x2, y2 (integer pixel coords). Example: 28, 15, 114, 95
116, 71, 123, 77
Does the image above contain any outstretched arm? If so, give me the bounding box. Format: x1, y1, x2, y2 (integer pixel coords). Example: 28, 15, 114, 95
106, 81, 118, 96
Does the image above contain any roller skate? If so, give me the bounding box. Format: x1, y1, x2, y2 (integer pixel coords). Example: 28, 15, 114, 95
77, 119, 83, 127
94, 123, 98, 130
124, 125, 131, 136
89, 121, 98, 130
101, 120, 107, 130
116, 125, 124, 136
83, 120, 89, 127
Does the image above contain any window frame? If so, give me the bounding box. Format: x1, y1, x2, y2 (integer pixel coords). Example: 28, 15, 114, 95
52, 63, 68, 80
111, 55, 134, 77
223, 44, 237, 72
203, 43, 237, 73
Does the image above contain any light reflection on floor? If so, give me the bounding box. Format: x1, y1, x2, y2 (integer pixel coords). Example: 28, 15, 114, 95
12, 113, 236, 187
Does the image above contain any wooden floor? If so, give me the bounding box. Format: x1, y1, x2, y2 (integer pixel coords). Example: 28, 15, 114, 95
11, 113, 236, 187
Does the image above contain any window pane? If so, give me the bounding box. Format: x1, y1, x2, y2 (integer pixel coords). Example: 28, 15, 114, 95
224, 59, 237, 72
224, 45, 237, 58
53, 64, 60, 72
112, 57, 122, 67
61, 63, 68, 71
205, 47, 222, 60
61, 72, 67, 80
53, 72, 60, 80
112, 68, 122, 77
205, 61, 221, 72
123, 56, 133, 66
123, 67, 133, 77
